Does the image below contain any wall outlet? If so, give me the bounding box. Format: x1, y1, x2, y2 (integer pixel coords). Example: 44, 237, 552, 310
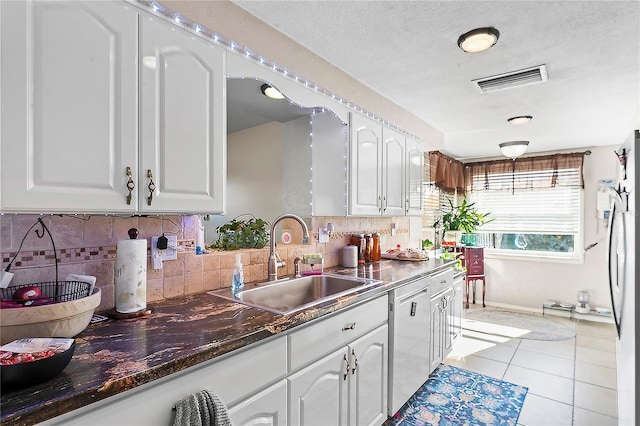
318, 227, 329, 243
0, 270, 14, 289
391, 223, 397, 236
151, 235, 178, 268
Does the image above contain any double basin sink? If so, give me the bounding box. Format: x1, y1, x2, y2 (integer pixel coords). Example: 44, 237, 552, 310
220, 274, 381, 315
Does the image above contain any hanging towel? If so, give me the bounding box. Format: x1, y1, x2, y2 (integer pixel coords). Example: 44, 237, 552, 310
172, 389, 232, 426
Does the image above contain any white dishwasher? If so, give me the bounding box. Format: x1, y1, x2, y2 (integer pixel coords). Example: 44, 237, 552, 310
388, 275, 431, 416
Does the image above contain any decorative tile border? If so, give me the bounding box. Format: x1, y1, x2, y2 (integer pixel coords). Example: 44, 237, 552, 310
2, 246, 117, 269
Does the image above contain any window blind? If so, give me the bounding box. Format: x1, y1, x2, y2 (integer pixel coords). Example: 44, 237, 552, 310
468, 166, 582, 234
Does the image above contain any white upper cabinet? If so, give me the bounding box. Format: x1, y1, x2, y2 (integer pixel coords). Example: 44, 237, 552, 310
405, 137, 424, 215
349, 113, 422, 216
349, 113, 383, 215
139, 15, 226, 214
381, 127, 406, 216
1, 1, 226, 214
0, 1, 138, 213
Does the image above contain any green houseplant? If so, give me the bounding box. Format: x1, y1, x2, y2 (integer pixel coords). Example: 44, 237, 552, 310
434, 197, 491, 244
210, 214, 270, 251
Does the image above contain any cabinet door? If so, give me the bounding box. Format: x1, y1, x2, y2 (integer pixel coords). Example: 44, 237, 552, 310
289, 348, 349, 426
381, 127, 405, 216
228, 380, 287, 426
442, 286, 454, 357
429, 293, 445, 373
139, 14, 226, 213
450, 278, 463, 344
1, 1, 137, 213
405, 137, 424, 215
389, 289, 430, 414
349, 113, 382, 215
349, 325, 388, 426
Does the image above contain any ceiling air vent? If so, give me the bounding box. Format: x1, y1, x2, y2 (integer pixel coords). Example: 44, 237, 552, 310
473, 64, 548, 93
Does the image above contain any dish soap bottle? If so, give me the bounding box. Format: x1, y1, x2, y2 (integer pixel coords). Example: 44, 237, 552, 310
232, 253, 244, 295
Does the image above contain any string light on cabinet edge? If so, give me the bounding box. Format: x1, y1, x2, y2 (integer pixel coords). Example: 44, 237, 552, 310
136, 0, 421, 144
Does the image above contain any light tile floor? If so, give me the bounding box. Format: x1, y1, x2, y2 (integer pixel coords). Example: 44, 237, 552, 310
445, 306, 618, 426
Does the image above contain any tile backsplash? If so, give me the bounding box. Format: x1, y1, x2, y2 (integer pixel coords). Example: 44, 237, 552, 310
1, 214, 415, 312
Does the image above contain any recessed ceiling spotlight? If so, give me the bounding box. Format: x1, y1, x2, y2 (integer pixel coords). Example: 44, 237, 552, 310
508, 115, 533, 125
457, 27, 500, 53
260, 84, 285, 100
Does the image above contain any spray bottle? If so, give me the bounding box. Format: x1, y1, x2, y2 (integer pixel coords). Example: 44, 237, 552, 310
232, 253, 244, 295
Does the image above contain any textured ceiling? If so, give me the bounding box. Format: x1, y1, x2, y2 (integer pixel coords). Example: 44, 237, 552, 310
231, 0, 640, 159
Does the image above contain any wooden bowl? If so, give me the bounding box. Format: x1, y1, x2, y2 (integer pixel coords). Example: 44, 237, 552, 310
1, 341, 76, 388
0, 288, 101, 344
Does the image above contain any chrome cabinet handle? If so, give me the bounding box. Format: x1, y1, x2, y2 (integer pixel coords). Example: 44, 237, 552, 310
342, 322, 357, 331
147, 169, 156, 206
343, 354, 350, 380
125, 166, 135, 205
377, 195, 382, 211
351, 349, 359, 375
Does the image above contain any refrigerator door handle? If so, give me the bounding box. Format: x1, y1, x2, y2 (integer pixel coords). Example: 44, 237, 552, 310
608, 198, 625, 337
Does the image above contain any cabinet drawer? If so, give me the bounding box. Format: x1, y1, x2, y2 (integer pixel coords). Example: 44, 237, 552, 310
465, 247, 484, 260
466, 265, 485, 275
465, 258, 484, 268
430, 268, 454, 295
288, 295, 388, 372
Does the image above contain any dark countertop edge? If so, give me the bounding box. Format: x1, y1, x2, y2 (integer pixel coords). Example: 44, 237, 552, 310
1, 259, 458, 425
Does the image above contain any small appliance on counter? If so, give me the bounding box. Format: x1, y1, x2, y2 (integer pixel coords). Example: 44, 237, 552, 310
341, 245, 358, 268
575, 290, 591, 314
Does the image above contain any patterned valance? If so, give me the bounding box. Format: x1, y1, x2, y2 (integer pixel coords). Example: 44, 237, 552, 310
463, 152, 585, 192
428, 151, 465, 193
427, 151, 585, 193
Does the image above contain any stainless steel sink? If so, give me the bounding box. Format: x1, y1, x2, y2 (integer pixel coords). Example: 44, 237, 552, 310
233, 274, 380, 315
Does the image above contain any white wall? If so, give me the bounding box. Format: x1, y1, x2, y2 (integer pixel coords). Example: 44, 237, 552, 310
484, 145, 619, 311
227, 122, 284, 222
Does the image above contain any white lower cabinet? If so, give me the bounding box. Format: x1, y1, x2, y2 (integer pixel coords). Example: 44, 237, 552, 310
450, 275, 464, 344
228, 380, 287, 426
429, 286, 454, 373
41, 336, 287, 426
288, 325, 388, 426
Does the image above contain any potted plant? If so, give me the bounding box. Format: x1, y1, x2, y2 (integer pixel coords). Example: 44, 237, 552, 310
210, 214, 269, 251
434, 197, 491, 245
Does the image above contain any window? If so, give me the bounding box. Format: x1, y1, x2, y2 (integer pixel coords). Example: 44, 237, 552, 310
465, 153, 585, 261
422, 153, 456, 231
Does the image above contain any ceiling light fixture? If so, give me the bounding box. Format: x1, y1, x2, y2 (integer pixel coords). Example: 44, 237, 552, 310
260, 84, 285, 100
499, 141, 529, 160
457, 27, 500, 53
508, 115, 533, 125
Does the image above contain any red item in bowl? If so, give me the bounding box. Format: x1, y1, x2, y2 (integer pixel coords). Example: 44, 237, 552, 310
12, 286, 43, 301
0, 299, 23, 309
0, 349, 58, 365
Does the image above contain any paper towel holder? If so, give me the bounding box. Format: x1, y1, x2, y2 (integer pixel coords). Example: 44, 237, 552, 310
106, 228, 154, 320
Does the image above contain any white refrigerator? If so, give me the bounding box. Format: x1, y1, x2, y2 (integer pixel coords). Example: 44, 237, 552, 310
608, 130, 638, 425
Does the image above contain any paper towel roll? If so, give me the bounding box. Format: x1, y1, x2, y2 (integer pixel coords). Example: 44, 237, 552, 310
115, 239, 147, 313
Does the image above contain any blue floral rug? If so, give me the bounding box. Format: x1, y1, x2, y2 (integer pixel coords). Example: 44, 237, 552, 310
387, 364, 528, 426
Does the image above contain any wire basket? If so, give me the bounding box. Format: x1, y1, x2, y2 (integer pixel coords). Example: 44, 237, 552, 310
0, 281, 92, 304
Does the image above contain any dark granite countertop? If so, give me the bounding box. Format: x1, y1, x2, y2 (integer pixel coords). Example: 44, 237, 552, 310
0, 259, 455, 425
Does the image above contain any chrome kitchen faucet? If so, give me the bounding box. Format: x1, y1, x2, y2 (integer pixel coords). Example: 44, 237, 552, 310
268, 214, 310, 281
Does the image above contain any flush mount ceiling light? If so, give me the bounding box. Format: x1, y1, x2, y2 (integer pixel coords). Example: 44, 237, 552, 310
457, 27, 500, 53
508, 115, 533, 125
499, 141, 529, 160
261, 84, 285, 100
